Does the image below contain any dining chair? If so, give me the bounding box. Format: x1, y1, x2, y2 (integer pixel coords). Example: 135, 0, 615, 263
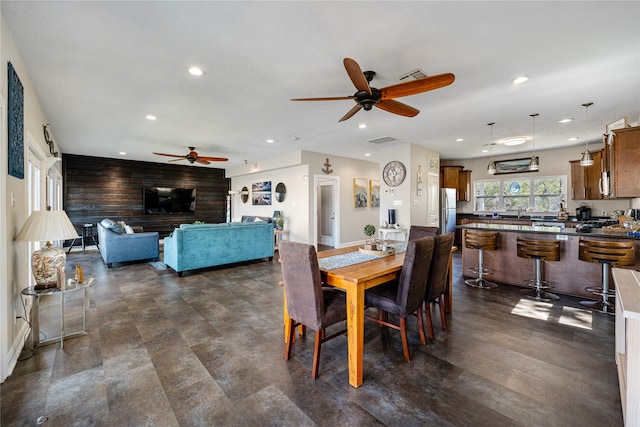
423, 233, 455, 341
364, 237, 435, 362
408, 225, 440, 241
279, 241, 347, 379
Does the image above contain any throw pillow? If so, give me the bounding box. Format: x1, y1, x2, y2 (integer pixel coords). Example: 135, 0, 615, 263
124, 225, 134, 234
101, 218, 124, 234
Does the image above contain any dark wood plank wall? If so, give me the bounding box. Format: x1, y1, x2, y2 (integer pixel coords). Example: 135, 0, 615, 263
63, 154, 229, 237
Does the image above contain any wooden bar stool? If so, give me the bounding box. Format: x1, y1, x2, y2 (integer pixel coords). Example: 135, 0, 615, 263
578, 238, 635, 314
464, 230, 499, 289
517, 237, 560, 301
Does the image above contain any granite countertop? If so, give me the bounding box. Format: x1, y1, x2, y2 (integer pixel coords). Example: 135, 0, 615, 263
458, 222, 639, 239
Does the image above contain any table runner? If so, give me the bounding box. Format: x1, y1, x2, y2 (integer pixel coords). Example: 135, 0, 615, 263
318, 242, 407, 270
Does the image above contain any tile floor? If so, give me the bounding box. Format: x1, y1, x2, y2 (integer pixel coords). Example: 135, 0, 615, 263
1, 249, 623, 426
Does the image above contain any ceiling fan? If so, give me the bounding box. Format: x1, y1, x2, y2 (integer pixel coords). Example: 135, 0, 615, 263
291, 58, 455, 122
152, 147, 228, 165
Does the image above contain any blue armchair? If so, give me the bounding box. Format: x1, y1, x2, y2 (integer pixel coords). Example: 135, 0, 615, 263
97, 219, 159, 268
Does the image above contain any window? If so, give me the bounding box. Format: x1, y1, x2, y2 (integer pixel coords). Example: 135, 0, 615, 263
475, 175, 566, 212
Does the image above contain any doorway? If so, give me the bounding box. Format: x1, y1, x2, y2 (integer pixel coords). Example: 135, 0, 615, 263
314, 175, 340, 249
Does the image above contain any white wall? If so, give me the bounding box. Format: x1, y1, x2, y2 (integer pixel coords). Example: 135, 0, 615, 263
1, 11, 61, 381
442, 144, 637, 216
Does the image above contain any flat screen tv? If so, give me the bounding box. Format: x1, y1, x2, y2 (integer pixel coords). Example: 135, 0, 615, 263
144, 187, 196, 215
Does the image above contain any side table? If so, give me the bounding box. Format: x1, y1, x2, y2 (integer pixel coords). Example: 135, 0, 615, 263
68, 223, 99, 254
378, 227, 408, 242
21, 278, 95, 350
274, 229, 289, 251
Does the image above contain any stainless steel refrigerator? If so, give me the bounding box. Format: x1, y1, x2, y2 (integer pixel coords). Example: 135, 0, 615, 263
440, 188, 457, 235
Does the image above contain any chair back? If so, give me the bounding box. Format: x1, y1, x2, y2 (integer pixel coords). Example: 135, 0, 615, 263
517, 237, 560, 261
579, 238, 635, 266
395, 237, 435, 316
465, 229, 499, 251
425, 233, 455, 303
408, 225, 440, 241
279, 241, 325, 330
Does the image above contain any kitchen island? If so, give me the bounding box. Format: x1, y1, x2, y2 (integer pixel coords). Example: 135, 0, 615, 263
459, 222, 640, 298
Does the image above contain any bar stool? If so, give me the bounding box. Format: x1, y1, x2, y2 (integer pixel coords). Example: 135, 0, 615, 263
517, 237, 560, 301
578, 238, 635, 314
67, 223, 99, 254
464, 229, 499, 289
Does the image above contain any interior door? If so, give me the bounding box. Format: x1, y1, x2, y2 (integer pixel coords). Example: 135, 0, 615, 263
318, 181, 335, 247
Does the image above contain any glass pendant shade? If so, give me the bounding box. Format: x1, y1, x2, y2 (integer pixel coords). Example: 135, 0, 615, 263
528, 156, 539, 171
580, 150, 594, 166
528, 113, 539, 171
487, 160, 496, 174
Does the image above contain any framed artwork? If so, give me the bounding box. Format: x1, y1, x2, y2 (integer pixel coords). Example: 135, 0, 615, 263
8, 62, 24, 179
493, 157, 538, 175
428, 155, 439, 170
252, 181, 272, 205
370, 180, 380, 207
354, 178, 368, 208
606, 117, 628, 133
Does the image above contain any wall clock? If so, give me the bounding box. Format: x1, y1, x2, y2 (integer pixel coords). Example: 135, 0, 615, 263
383, 161, 406, 187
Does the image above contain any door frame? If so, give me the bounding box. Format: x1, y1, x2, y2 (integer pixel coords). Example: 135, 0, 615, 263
313, 175, 340, 248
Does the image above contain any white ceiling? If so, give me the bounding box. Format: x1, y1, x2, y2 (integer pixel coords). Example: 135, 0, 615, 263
2, 1, 639, 169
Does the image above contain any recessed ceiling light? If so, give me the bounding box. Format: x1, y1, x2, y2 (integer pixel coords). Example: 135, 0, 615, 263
188, 67, 204, 76
481, 149, 489, 153
358, 123, 367, 129
559, 118, 574, 123
145, 115, 157, 120
119, 151, 127, 155
266, 139, 274, 143
512, 76, 529, 85
456, 138, 464, 142
568, 137, 579, 141
502, 136, 527, 146
290, 136, 299, 141
365, 153, 371, 157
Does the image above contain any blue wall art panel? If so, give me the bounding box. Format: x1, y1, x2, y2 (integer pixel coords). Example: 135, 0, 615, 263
8, 62, 24, 179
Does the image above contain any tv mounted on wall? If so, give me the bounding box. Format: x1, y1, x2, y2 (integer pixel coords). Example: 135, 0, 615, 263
144, 187, 196, 215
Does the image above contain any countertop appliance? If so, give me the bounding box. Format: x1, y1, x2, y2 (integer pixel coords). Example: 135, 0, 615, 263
440, 188, 456, 235
575, 219, 618, 233
577, 205, 591, 221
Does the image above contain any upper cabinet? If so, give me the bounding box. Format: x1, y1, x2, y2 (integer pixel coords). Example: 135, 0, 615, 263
569, 149, 603, 200
603, 126, 640, 198
440, 166, 471, 202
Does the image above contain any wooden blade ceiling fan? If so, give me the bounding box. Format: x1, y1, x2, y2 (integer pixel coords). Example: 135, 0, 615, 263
152, 147, 228, 165
291, 58, 455, 122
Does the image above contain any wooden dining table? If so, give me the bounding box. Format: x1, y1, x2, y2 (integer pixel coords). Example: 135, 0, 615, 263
281, 242, 454, 388
317, 244, 406, 388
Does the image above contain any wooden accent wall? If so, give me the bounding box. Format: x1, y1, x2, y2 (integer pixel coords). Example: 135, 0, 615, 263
63, 154, 229, 237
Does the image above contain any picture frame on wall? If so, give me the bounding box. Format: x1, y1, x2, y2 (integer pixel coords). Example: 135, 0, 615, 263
251, 181, 272, 205
370, 180, 380, 208
493, 157, 539, 175
8, 62, 25, 179
354, 178, 368, 208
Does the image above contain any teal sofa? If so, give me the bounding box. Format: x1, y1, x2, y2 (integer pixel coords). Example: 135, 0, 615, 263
163, 222, 274, 276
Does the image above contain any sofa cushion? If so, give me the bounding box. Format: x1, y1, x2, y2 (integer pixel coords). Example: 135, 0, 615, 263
241, 215, 273, 223
179, 223, 230, 230
101, 218, 124, 235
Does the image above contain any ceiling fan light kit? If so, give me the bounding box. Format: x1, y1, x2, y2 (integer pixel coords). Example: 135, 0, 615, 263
580, 102, 595, 167
291, 57, 455, 122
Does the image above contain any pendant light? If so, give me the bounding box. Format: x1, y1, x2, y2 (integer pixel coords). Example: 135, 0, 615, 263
580, 102, 594, 166
487, 122, 497, 174
528, 113, 539, 171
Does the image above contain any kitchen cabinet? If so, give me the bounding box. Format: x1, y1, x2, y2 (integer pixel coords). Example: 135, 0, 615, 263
569, 149, 603, 200
440, 166, 471, 202
603, 126, 640, 198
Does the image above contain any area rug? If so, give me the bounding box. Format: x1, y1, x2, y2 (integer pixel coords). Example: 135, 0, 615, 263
148, 261, 167, 270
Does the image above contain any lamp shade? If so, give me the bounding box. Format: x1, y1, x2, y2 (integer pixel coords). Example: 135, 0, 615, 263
580, 150, 594, 167
15, 210, 80, 289
15, 209, 79, 242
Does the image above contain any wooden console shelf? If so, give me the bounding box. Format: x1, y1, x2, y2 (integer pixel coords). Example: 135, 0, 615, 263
612, 268, 640, 426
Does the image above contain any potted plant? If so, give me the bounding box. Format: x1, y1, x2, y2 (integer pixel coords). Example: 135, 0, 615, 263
275, 215, 285, 230
363, 224, 376, 250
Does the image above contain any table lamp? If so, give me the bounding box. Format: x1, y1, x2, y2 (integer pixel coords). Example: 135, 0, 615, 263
14, 208, 79, 289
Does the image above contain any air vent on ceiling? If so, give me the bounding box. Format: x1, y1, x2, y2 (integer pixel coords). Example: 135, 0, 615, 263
367, 136, 397, 144
397, 69, 427, 81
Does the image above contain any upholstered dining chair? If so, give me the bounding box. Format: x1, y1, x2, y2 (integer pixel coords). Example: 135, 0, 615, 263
423, 233, 455, 341
408, 225, 440, 241
364, 237, 435, 362
279, 241, 347, 379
